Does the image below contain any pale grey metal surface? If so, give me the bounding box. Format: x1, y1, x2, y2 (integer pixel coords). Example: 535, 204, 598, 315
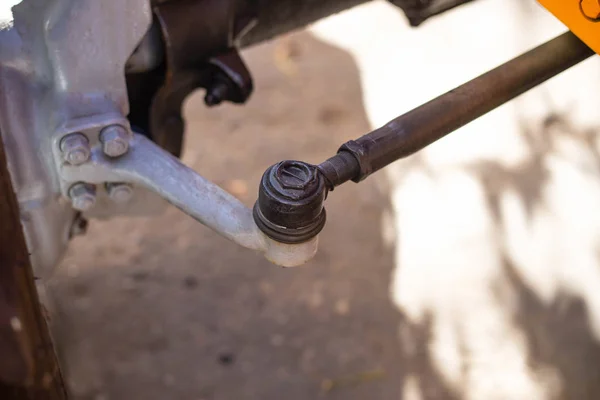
61, 133, 318, 266
0, 13, 75, 279
61, 134, 265, 251
69, 183, 97, 212
100, 125, 131, 158
0, 0, 316, 278
61, 134, 91, 166
0, 0, 152, 277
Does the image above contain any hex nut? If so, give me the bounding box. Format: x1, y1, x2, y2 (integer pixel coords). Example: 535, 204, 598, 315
60, 133, 90, 165
100, 125, 130, 157
106, 182, 134, 204
275, 161, 317, 190
69, 182, 97, 212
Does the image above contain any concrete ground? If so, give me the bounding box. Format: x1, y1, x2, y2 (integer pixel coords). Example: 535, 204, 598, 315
49, 31, 406, 400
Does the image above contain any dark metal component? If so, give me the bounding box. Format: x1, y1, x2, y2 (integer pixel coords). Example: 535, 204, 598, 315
154, 0, 242, 69
126, 65, 171, 148
239, 0, 370, 47
137, 0, 476, 157
143, 47, 253, 154
388, 0, 477, 26
134, 0, 483, 156
238, 0, 481, 46
0, 130, 67, 396
129, 0, 256, 156
321, 31, 594, 185
263, 31, 592, 238
254, 161, 327, 244
125, 21, 165, 73
205, 81, 230, 106
317, 151, 360, 190
205, 51, 254, 105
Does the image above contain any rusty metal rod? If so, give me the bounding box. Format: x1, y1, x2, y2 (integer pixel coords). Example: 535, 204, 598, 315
318, 31, 595, 187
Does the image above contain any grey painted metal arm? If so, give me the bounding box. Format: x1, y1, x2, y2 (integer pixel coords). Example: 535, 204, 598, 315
61, 134, 318, 266
62, 134, 265, 250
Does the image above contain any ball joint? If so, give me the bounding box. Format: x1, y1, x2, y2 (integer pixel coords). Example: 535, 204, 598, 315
253, 161, 327, 244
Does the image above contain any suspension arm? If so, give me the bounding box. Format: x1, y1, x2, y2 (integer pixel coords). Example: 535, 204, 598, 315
253, 31, 596, 244
321, 30, 594, 185
60, 134, 319, 267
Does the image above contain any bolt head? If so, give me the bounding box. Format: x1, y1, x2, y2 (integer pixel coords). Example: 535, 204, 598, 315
581, 0, 600, 20
204, 82, 229, 107
106, 183, 134, 203
69, 183, 97, 212
60, 133, 90, 165
275, 161, 317, 190
100, 125, 130, 158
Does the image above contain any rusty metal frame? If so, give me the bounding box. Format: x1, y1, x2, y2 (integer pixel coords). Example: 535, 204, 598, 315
0, 131, 67, 398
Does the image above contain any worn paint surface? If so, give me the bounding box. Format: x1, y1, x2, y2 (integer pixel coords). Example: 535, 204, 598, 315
538, 0, 600, 55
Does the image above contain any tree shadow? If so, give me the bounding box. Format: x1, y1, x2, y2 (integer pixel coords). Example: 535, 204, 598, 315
471, 114, 600, 225
498, 259, 600, 400
470, 113, 600, 399
397, 311, 462, 400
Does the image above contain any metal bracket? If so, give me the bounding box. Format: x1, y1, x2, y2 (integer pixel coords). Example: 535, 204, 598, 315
59, 133, 319, 267
52, 114, 166, 218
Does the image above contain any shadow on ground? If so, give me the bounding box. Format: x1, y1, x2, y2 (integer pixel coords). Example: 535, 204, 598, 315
499, 259, 600, 400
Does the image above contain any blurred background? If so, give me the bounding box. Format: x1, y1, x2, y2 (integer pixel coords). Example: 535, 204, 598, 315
47, 2, 600, 399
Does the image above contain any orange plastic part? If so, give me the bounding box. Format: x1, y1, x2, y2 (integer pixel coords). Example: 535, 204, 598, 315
538, 0, 600, 54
